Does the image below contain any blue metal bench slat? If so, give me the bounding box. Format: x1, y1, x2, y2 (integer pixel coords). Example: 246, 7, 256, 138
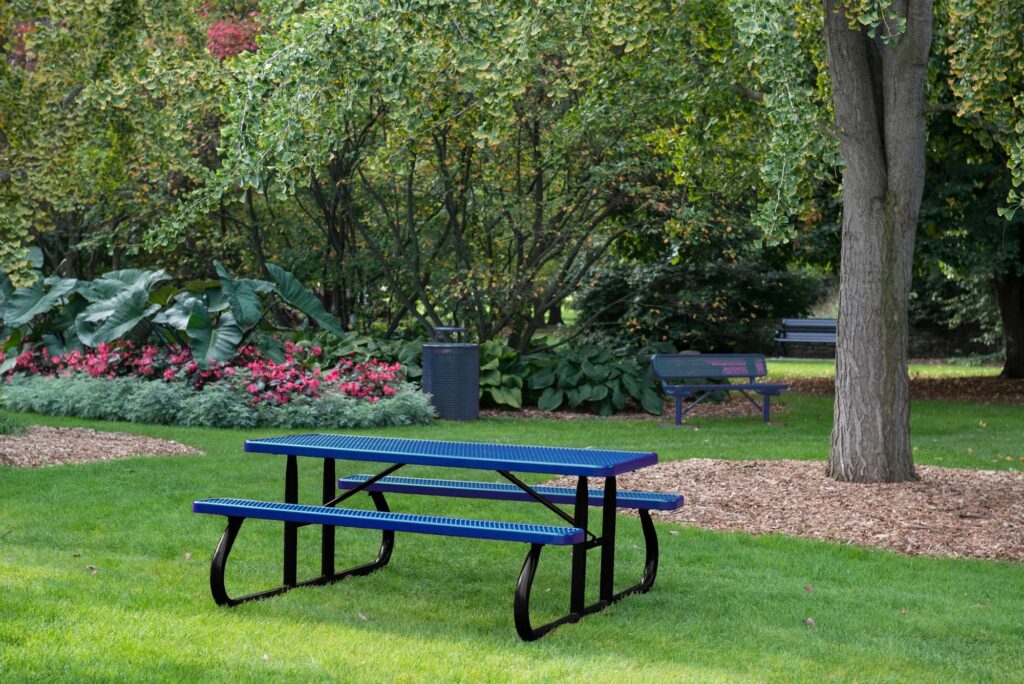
775, 318, 837, 346
779, 318, 837, 330
661, 382, 788, 394
337, 475, 684, 511
244, 434, 656, 477
193, 498, 584, 545
650, 353, 769, 381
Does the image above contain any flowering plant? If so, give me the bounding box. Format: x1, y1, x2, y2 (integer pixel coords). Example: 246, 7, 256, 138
0, 341, 404, 407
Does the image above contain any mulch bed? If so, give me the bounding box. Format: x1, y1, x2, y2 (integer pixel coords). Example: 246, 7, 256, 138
0, 426, 202, 467
788, 375, 1024, 403
547, 459, 1024, 562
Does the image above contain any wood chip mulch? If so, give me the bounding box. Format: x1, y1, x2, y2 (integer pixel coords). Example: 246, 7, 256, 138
788, 375, 1024, 403
546, 459, 1024, 562
0, 426, 203, 468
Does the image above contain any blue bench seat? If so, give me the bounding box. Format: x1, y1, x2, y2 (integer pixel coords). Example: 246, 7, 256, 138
775, 318, 837, 355
193, 497, 584, 545
337, 475, 684, 511
650, 353, 788, 426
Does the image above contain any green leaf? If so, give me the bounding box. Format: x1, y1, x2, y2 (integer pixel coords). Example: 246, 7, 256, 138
503, 374, 523, 389
75, 281, 160, 347
153, 295, 203, 331
567, 384, 593, 407
489, 385, 522, 409
537, 387, 564, 412
257, 335, 287, 364
559, 366, 583, 386
589, 385, 609, 401
621, 373, 640, 396
640, 389, 664, 415
582, 360, 611, 382
76, 279, 128, 302
2, 278, 78, 327
266, 263, 346, 337
480, 368, 502, 386
215, 261, 265, 328
0, 354, 17, 376
527, 366, 556, 389
611, 385, 626, 410
187, 307, 243, 367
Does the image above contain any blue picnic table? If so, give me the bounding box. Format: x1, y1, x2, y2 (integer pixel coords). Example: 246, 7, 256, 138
193, 433, 683, 640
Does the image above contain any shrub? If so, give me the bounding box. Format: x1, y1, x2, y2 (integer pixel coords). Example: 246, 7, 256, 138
0, 376, 434, 429
573, 260, 826, 352
122, 381, 196, 425
178, 383, 260, 429
524, 346, 663, 416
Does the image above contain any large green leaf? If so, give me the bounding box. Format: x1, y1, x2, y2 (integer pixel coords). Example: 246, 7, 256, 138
2, 277, 78, 327
527, 366, 556, 389
215, 261, 266, 328
0, 354, 17, 376
537, 387, 564, 412
266, 264, 345, 337
76, 282, 160, 347
480, 367, 502, 386
187, 307, 243, 367
640, 388, 664, 415
582, 359, 610, 382
75, 279, 128, 302
487, 384, 522, 409
153, 294, 204, 331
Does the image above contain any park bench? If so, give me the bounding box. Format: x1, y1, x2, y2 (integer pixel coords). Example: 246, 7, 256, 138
774, 318, 837, 356
193, 433, 683, 641
650, 353, 788, 426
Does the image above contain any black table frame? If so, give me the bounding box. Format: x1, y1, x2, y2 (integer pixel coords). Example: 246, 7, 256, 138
208, 455, 660, 641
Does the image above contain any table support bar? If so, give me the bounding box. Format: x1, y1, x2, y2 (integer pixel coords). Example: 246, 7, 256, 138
496, 470, 594, 539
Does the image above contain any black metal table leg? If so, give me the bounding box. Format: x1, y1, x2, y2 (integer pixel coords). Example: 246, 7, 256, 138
322, 458, 336, 577
283, 455, 298, 587
570, 476, 588, 615
600, 476, 617, 602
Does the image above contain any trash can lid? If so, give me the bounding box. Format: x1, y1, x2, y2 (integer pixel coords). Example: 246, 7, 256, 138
431, 326, 467, 342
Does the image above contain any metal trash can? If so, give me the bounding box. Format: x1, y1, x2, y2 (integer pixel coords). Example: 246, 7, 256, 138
421, 326, 479, 420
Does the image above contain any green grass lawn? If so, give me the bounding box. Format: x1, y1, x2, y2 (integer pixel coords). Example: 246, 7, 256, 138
2, 398, 1023, 682
767, 358, 1003, 379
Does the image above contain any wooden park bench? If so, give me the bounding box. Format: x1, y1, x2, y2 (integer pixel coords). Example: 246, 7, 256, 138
650, 353, 788, 427
774, 318, 837, 356
193, 433, 683, 641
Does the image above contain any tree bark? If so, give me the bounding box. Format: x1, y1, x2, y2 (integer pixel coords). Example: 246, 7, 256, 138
547, 303, 564, 326
995, 272, 1024, 378
824, 0, 932, 482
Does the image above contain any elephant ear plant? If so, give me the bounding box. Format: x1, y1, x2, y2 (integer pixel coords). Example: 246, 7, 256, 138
0, 262, 348, 369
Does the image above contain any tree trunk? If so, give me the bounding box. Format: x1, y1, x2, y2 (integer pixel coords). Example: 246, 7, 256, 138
824, 0, 932, 483
547, 303, 564, 326
995, 272, 1024, 378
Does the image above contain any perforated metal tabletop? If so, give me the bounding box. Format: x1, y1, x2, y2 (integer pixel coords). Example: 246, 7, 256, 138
244, 433, 657, 476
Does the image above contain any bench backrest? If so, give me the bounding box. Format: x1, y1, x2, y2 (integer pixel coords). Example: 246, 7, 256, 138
650, 353, 767, 382
779, 318, 837, 333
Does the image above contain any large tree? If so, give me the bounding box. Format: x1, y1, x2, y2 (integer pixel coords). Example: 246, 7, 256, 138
823, 0, 932, 482
727, 1, 936, 482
